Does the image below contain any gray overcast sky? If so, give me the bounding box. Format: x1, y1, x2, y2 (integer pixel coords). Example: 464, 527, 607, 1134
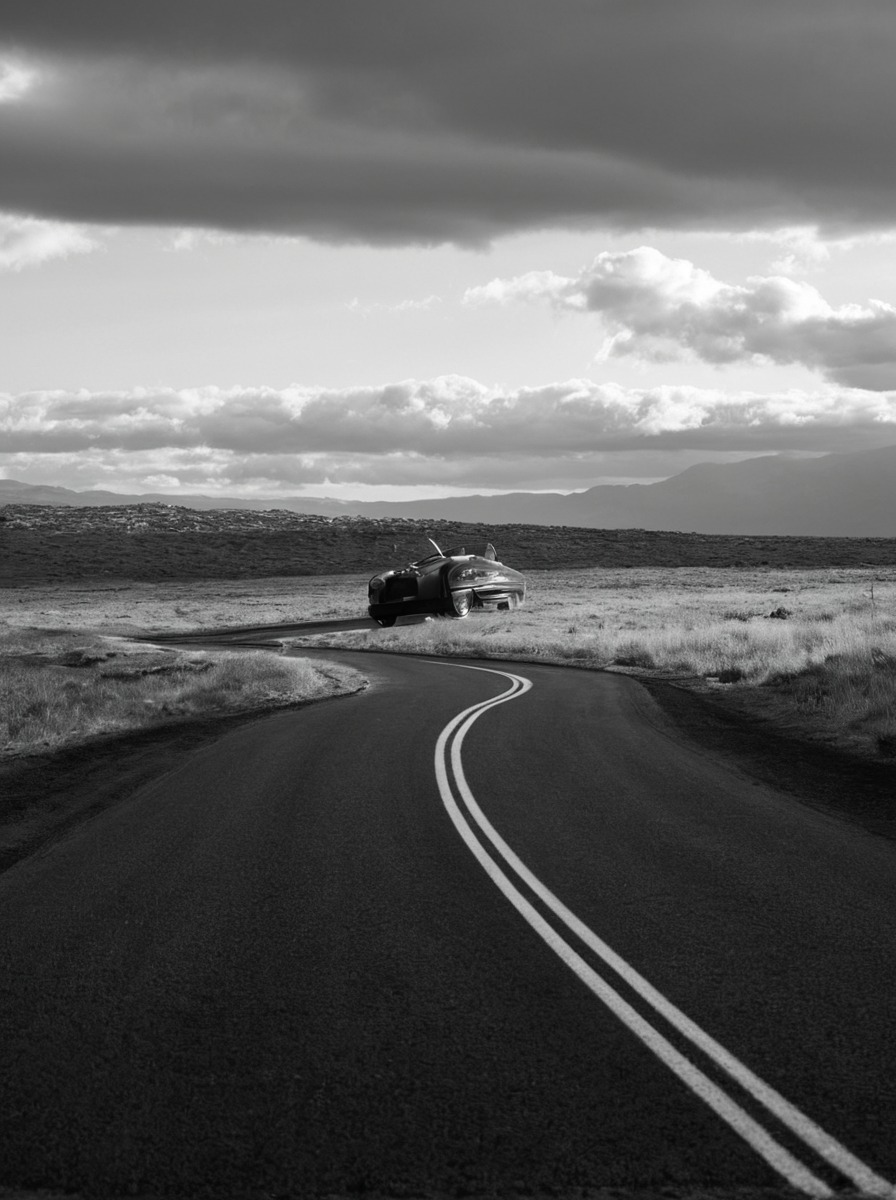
3, 1, 896, 498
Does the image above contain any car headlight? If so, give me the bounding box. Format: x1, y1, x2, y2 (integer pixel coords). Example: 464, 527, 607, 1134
453, 567, 501, 583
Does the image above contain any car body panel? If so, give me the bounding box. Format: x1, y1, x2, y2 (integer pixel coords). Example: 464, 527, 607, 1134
368, 541, 525, 624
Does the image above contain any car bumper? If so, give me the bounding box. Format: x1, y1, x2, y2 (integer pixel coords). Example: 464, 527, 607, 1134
471, 588, 522, 609
368, 597, 447, 619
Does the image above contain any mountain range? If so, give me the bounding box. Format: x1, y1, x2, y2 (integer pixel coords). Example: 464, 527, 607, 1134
2, 444, 895, 536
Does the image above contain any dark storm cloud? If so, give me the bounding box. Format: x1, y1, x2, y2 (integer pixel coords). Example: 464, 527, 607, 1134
3, 1, 896, 241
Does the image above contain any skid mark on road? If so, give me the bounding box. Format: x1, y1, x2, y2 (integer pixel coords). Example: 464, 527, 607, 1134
428, 660, 895, 1199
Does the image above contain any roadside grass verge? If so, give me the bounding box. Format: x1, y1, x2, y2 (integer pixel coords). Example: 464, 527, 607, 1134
0, 628, 364, 758
4, 567, 896, 759
352, 611, 896, 757
283, 566, 896, 759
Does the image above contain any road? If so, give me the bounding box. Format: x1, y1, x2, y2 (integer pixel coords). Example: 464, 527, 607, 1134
2, 645, 895, 1198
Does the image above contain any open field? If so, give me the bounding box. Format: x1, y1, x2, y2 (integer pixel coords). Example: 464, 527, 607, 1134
0, 627, 364, 760
291, 566, 896, 761
0, 575, 364, 637
3, 566, 896, 760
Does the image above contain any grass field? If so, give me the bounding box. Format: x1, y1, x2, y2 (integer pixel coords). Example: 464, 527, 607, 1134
0, 626, 364, 759
361, 568, 896, 759
0, 575, 363, 635
278, 566, 896, 760
3, 566, 896, 760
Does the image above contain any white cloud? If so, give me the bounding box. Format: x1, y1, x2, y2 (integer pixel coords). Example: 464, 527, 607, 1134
167, 228, 236, 252
6, 368, 896, 497
699, 227, 838, 276
0, 56, 39, 104
464, 271, 573, 309
346, 294, 441, 316
697, 226, 896, 276
466, 247, 896, 389
0, 212, 101, 270
3, 376, 892, 460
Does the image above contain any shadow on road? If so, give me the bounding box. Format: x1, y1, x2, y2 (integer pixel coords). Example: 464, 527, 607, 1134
140, 614, 430, 646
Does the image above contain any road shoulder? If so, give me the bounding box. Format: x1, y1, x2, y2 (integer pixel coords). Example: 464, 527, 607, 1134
0, 679, 367, 876
640, 675, 896, 842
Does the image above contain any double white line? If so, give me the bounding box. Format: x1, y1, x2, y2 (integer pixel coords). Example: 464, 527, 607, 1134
430, 660, 895, 1198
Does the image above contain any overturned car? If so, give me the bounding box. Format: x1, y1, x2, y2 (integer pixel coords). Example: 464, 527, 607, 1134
368, 539, 526, 627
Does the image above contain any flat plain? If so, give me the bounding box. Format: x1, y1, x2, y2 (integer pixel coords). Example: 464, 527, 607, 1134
4, 497, 896, 870
4, 564, 896, 762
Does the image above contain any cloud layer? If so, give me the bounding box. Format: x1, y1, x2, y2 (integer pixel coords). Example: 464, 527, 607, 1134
466, 247, 896, 389
3, 2, 896, 243
4, 376, 896, 493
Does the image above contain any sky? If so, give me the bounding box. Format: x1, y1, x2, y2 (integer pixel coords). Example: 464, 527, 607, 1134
3, 0, 896, 501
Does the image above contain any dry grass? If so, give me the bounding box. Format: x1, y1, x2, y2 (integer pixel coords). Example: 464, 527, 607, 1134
0, 576, 366, 635
281, 566, 896, 759
0, 628, 363, 758
4, 567, 896, 759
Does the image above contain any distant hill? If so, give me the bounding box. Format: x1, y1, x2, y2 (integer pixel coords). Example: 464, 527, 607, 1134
3, 443, 896, 535
3, 502, 896, 584
0, 479, 353, 517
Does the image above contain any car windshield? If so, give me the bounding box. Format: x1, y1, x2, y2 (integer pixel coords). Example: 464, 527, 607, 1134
446, 542, 497, 560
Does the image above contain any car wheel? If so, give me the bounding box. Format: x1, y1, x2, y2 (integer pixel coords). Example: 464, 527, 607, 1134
375, 615, 396, 627
450, 589, 472, 618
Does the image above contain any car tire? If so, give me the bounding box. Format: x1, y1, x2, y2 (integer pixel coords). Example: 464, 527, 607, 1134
374, 615, 396, 627
450, 589, 472, 618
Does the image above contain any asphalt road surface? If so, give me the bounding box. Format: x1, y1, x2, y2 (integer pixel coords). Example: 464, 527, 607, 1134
2, 645, 895, 1199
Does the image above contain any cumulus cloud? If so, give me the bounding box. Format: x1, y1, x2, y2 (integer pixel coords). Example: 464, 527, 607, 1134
2, 2, 896, 242
4, 376, 896, 494
466, 247, 896, 389
0, 212, 101, 269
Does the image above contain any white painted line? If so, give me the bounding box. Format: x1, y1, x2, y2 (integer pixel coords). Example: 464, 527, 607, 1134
428, 660, 895, 1198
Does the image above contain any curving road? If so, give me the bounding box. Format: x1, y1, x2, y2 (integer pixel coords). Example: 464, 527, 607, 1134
2, 645, 896, 1198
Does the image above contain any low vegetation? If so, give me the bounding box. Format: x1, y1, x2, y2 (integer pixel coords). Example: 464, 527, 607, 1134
0, 575, 364, 635
0, 628, 363, 758
3, 564, 896, 761
4, 501, 896, 584
288, 566, 896, 761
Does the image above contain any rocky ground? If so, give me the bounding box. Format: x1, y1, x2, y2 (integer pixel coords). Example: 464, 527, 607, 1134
3, 502, 896, 583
